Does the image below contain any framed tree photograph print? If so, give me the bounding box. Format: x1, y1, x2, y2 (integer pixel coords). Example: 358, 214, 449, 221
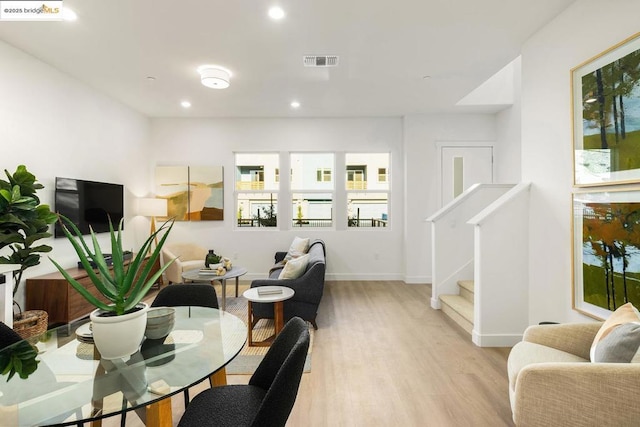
572, 32, 640, 186
573, 189, 640, 319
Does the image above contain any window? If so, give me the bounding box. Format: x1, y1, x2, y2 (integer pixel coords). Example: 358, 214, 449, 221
235, 153, 279, 227
346, 153, 389, 228
347, 193, 388, 227
347, 167, 366, 189
291, 153, 334, 227
378, 167, 387, 182
316, 168, 332, 182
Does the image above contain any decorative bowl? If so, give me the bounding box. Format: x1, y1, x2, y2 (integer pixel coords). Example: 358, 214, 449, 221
145, 307, 176, 340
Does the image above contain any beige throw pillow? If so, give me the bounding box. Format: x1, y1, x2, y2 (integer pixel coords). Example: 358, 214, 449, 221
285, 236, 310, 260
279, 254, 309, 280
590, 302, 640, 362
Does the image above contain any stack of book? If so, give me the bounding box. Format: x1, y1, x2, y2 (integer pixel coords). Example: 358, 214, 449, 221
257, 287, 283, 296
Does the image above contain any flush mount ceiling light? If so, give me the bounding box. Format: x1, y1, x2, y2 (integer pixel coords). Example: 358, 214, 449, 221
197, 65, 232, 89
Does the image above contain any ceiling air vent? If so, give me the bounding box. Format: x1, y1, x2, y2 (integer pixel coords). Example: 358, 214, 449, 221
303, 55, 339, 67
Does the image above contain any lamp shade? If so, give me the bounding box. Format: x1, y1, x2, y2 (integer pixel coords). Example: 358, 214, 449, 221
137, 198, 167, 217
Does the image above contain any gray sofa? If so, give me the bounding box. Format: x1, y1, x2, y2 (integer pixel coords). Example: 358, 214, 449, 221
250, 240, 326, 329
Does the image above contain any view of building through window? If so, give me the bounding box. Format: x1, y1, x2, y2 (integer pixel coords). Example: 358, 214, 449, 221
291, 153, 334, 227
346, 153, 389, 227
235, 153, 279, 227
235, 152, 389, 228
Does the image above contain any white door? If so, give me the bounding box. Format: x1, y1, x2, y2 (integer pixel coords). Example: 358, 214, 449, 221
440, 146, 493, 206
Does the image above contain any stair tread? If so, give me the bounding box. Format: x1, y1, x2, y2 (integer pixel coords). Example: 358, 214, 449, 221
457, 280, 475, 293
440, 294, 474, 322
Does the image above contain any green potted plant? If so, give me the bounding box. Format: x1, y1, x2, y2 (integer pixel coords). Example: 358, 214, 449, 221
50, 215, 175, 359
0, 165, 58, 331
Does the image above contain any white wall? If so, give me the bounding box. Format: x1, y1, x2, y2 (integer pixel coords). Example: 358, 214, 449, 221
521, 0, 640, 323
150, 117, 405, 281
403, 114, 497, 283
0, 40, 151, 308
495, 56, 522, 184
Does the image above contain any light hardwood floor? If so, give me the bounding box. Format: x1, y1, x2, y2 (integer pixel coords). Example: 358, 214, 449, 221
110, 280, 515, 426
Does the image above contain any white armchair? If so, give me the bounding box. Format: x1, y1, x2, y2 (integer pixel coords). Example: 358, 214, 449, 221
161, 243, 208, 284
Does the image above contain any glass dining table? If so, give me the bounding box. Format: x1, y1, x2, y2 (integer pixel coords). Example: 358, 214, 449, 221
0, 306, 247, 427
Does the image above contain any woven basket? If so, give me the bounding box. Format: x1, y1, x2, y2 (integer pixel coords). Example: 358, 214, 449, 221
13, 310, 48, 340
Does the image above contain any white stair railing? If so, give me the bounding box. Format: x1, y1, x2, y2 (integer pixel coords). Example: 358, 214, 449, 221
468, 182, 531, 347
426, 184, 515, 310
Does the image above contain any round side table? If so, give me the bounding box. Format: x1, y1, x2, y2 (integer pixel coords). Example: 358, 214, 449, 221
242, 286, 294, 347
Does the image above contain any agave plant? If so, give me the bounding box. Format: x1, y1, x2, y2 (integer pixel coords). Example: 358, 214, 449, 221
50, 215, 175, 316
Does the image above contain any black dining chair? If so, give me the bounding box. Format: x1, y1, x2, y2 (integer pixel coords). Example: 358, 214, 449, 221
121, 283, 223, 426
0, 322, 22, 349
177, 316, 310, 427
151, 283, 219, 406
151, 283, 219, 309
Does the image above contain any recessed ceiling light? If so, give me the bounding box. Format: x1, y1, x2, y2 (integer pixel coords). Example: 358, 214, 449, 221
268, 6, 285, 20
290, 101, 301, 109
62, 7, 77, 21
181, 101, 191, 108
197, 65, 232, 89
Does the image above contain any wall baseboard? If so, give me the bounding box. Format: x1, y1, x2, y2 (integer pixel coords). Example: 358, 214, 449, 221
239, 272, 430, 283
404, 275, 431, 284
472, 330, 522, 347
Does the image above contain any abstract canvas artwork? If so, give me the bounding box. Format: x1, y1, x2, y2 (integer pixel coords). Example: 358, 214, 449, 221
188, 166, 224, 221
155, 166, 224, 221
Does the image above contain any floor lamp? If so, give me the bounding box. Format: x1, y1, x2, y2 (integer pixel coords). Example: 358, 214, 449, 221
137, 197, 168, 287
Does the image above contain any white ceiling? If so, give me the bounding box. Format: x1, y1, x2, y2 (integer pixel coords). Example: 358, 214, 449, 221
0, 0, 575, 118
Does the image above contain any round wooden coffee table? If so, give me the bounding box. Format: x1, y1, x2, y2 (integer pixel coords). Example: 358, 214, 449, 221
242, 286, 294, 347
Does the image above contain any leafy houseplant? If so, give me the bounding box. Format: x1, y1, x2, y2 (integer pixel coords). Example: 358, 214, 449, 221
50, 215, 175, 359
0, 340, 39, 381
205, 249, 222, 267
0, 165, 58, 315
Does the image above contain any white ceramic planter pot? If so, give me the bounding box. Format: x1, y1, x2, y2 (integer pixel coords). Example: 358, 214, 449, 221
89, 303, 149, 360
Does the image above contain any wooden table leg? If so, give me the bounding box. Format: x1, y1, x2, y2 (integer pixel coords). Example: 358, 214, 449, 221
146, 398, 172, 427
247, 301, 254, 346
235, 276, 239, 297
273, 301, 284, 335
210, 367, 228, 387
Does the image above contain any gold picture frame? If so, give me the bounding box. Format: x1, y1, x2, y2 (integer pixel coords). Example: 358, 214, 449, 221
572, 188, 640, 319
572, 32, 640, 186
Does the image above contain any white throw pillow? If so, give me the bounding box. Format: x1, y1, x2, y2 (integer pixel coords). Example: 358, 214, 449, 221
285, 237, 310, 260
279, 254, 309, 279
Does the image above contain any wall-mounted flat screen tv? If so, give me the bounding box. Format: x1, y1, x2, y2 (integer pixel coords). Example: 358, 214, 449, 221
54, 177, 124, 237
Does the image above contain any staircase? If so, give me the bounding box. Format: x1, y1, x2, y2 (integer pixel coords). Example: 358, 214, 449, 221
439, 280, 474, 334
